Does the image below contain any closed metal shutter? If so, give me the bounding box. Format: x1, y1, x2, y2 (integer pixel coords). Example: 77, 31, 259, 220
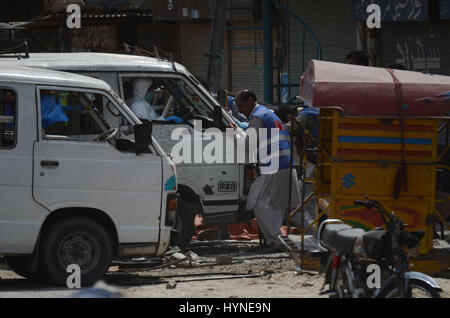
381, 22, 450, 75
179, 22, 230, 90
229, 23, 265, 100
287, 0, 357, 97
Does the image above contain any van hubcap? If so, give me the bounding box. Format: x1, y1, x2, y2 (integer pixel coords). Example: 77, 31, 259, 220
58, 234, 99, 271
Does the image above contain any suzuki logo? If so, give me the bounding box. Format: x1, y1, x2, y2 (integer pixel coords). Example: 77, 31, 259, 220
342, 174, 357, 189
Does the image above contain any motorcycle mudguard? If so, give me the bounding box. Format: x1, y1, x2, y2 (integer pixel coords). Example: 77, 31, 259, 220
405, 271, 442, 290
373, 271, 442, 298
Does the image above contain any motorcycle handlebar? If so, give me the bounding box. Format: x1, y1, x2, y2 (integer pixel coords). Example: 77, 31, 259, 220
354, 200, 377, 209
354, 199, 393, 227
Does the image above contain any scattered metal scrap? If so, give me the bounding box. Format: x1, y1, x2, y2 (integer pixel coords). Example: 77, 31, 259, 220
105, 241, 296, 287
106, 272, 263, 287
279, 234, 323, 272
186, 240, 259, 249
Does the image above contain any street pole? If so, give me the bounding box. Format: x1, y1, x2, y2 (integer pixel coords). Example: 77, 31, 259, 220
207, 0, 228, 238
207, 0, 226, 103
263, 0, 273, 104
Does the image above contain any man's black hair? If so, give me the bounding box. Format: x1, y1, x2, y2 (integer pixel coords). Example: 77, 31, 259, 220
236, 90, 257, 102
275, 106, 297, 123
345, 50, 369, 66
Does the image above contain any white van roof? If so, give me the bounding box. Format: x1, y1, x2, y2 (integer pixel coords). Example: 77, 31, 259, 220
1, 53, 187, 74
0, 65, 112, 91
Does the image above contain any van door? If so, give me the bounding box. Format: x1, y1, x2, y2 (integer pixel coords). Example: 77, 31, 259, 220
119, 74, 241, 218
33, 87, 163, 244
0, 85, 46, 254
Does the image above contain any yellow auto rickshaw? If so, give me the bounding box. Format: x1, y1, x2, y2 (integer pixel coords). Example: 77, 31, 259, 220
293, 60, 450, 275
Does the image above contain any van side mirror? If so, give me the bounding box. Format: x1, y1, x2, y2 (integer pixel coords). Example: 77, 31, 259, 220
134, 121, 152, 154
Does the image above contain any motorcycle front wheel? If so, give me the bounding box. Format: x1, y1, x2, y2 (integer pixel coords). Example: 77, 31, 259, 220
381, 279, 441, 298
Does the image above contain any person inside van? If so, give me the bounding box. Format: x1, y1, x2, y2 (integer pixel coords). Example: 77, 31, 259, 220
147, 85, 165, 116
40, 90, 69, 129
130, 78, 165, 121
130, 78, 184, 124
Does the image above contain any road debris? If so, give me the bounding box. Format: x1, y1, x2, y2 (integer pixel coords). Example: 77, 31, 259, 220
169, 253, 187, 262
186, 251, 201, 266
106, 272, 264, 287
166, 280, 177, 289
215, 255, 233, 265
108, 266, 120, 272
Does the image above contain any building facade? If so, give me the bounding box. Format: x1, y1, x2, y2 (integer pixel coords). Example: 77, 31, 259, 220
2, 1, 450, 104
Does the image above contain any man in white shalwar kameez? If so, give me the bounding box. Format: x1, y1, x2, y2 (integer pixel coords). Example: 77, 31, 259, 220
235, 91, 310, 249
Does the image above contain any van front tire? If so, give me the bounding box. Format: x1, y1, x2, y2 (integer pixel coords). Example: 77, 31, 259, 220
171, 199, 195, 249
39, 217, 113, 287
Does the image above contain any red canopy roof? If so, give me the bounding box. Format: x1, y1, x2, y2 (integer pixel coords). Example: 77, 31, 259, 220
300, 60, 450, 118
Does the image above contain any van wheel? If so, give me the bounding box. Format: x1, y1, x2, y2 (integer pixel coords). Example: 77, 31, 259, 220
39, 217, 113, 287
5, 256, 41, 281
171, 199, 195, 249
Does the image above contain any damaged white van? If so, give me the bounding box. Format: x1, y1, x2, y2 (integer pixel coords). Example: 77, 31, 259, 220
1, 53, 255, 247
0, 66, 178, 286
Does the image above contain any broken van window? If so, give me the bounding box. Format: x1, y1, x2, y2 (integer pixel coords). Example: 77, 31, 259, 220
0, 89, 16, 148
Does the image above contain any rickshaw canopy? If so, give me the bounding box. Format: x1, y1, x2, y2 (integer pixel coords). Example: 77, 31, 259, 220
300, 60, 450, 118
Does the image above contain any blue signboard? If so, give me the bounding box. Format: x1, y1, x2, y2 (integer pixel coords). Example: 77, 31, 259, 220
352, 0, 429, 22
382, 23, 448, 75
440, 0, 450, 19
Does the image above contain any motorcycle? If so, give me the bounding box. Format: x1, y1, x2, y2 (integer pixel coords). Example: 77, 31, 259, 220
315, 198, 442, 298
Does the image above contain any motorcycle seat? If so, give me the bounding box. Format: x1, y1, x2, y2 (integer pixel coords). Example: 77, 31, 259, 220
334, 228, 366, 254
322, 224, 352, 247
